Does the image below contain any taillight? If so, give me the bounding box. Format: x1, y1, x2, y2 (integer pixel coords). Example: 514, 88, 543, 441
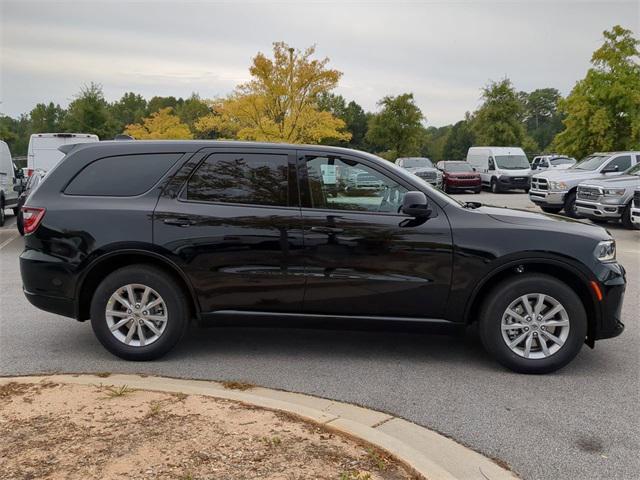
27, 168, 34, 177
21, 207, 46, 235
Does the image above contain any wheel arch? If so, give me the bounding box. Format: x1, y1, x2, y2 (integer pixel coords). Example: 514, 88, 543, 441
76, 249, 200, 322
464, 258, 599, 347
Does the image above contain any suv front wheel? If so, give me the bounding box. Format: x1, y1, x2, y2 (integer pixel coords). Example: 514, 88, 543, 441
479, 274, 587, 374
90, 265, 190, 361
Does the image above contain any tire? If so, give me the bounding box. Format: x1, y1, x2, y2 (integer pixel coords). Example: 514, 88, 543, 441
0, 199, 5, 227
474, 187, 481, 194
443, 184, 449, 194
563, 190, 580, 218
478, 273, 587, 374
621, 203, 635, 229
490, 178, 500, 193
523, 187, 530, 193
90, 265, 190, 361
16, 210, 24, 236
540, 206, 562, 214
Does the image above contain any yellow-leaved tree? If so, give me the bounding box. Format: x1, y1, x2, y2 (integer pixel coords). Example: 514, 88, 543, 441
125, 107, 193, 139
195, 42, 351, 144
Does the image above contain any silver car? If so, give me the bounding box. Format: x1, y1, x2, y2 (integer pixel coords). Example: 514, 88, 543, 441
395, 157, 443, 189
576, 163, 640, 228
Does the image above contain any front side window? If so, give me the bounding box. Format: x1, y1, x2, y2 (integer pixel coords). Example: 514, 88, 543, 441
65, 153, 182, 196
185, 153, 289, 206
573, 155, 610, 171
606, 155, 632, 172
305, 156, 407, 213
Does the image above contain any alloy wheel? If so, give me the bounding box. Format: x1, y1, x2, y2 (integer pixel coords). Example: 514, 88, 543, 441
501, 293, 570, 359
105, 284, 168, 347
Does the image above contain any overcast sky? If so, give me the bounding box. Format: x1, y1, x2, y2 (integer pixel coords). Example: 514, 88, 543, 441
1, 0, 638, 126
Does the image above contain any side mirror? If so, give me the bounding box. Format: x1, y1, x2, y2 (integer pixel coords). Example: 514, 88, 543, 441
402, 191, 432, 218
602, 165, 619, 174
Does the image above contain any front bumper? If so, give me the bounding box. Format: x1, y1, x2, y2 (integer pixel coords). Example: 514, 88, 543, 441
497, 176, 530, 190
576, 200, 624, 219
529, 189, 567, 206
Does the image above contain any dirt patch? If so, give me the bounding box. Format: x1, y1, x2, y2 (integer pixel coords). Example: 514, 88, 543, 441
0, 380, 419, 480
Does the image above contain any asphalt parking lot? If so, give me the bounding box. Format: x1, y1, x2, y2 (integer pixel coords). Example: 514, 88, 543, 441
1, 191, 638, 480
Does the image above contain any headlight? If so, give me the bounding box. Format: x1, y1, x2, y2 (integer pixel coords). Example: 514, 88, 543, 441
548, 181, 568, 191
594, 240, 616, 262
603, 188, 625, 196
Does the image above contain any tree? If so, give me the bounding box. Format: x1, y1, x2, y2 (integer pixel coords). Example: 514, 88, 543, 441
443, 115, 475, 159
111, 92, 147, 130
147, 96, 180, 115
29, 102, 66, 133
175, 93, 210, 133
520, 88, 564, 152
552, 25, 640, 158
473, 78, 531, 147
125, 107, 193, 139
195, 42, 350, 144
64, 83, 120, 139
317, 93, 369, 149
365, 93, 424, 160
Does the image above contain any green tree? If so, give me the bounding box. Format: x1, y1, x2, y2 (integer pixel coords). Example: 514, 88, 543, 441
147, 96, 180, 115
520, 88, 564, 152
29, 102, 66, 133
111, 92, 147, 130
64, 83, 120, 139
175, 93, 210, 134
552, 25, 640, 157
473, 78, 530, 147
443, 115, 475, 159
318, 93, 369, 149
365, 93, 424, 160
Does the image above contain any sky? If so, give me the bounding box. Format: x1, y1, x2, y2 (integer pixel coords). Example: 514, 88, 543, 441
1, 0, 638, 126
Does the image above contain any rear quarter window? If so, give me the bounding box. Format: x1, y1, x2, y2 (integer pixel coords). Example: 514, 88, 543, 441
64, 153, 182, 196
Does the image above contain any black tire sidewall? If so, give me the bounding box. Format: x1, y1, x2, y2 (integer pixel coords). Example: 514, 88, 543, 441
479, 274, 587, 374
0, 201, 5, 227
90, 266, 189, 361
564, 191, 580, 218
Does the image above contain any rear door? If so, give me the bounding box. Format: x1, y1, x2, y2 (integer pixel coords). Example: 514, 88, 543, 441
297, 150, 453, 319
153, 147, 306, 315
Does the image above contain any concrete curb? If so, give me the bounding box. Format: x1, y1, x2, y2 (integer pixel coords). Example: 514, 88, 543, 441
1, 374, 519, 480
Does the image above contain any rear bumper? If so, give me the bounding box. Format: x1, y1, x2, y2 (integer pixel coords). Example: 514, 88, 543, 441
594, 262, 626, 341
23, 288, 75, 318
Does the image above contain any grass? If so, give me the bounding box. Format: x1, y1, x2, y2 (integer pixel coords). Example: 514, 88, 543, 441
339, 472, 372, 480
93, 372, 111, 378
101, 384, 135, 398
147, 401, 163, 417
261, 436, 282, 448
220, 380, 255, 391
367, 448, 388, 471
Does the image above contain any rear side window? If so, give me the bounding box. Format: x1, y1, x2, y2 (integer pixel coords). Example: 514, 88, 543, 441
65, 154, 182, 196
184, 153, 289, 206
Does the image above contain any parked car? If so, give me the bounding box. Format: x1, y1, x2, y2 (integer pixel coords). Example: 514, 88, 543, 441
20, 141, 626, 374
466, 147, 531, 192
15, 170, 46, 235
27, 133, 98, 176
395, 157, 442, 188
529, 151, 640, 217
631, 188, 640, 228
0, 140, 23, 226
575, 163, 640, 229
436, 161, 481, 193
531, 155, 576, 172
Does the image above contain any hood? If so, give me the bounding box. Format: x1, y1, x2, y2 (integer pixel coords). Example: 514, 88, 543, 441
476, 205, 610, 240
534, 169, 599, 180
406, 166, 438, 174
580, 175, 640, 188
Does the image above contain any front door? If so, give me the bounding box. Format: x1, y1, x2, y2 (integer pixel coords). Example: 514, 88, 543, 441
297, 151, 453, 319
153, 147, 306, 315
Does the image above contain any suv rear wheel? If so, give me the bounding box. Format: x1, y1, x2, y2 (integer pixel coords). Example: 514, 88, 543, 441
90, 265, 189, 361
479, 274, 587, 374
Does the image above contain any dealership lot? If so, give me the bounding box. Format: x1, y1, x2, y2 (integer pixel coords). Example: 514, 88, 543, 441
1, 192, 638, 480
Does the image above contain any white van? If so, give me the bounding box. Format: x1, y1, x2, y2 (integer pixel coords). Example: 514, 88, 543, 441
0, 140, 21, 226
466, 146, 532, 193
27, 133, 99, 175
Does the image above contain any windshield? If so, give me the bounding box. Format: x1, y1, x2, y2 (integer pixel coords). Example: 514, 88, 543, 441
444, 162, 473, 172
550, 157, 575, 165
494, 155, 529, 169
572, 155, 610, 171
402, 158, 433, 168
626, 163, 640, 176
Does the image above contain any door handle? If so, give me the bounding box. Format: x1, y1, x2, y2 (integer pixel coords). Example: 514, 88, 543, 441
163, 217, 192, 227
310, 226, 344, 234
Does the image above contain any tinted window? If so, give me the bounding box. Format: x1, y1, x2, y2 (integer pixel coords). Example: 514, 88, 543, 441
607, 155, 631, 171
185, 153, 289, 206
306, 156, 407, 213
550, 157, 574, 165
65, 154, 181, 196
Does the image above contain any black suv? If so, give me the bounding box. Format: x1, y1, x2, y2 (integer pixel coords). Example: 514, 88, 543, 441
20, 141, 626, 373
